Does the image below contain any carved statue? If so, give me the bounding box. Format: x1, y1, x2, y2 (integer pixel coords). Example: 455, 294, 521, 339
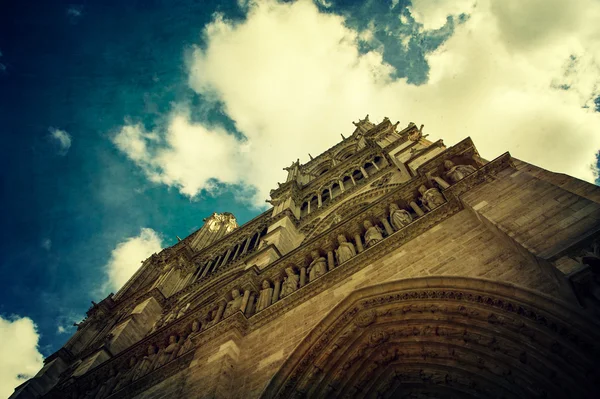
94, 368, 118, 399
176, 303, 190, 319
335, 234, 356, 265
363, 220, 383, 247
280, 267, 299, 298
256, 280, 273, 312
418, 185, 445, 211
223, 289, 243, 318
154, 335, 180, 370
132, 345, 157, 381
444, 160, 476, 183
308, 250, 327, 282
112, 357, 138, 392
204, 309, 218, 328
389, 203, 413, 231
177, 321, 200, 356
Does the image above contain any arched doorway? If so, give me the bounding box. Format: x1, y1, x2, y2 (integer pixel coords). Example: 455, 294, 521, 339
262, 277, 600, 398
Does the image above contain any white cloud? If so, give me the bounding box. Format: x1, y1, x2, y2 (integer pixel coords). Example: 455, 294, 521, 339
0, 316, 44, 398
408, 0, 475, 30
115, 0, 600, 206
48, 127, 72, 155
105, 228, 163, 290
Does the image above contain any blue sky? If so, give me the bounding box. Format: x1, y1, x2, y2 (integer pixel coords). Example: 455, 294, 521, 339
1, 0, 600, 395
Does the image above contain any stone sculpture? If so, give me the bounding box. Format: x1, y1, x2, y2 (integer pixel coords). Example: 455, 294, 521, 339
335, 234, 356, 265
280, 267, 299, 298
223, 289, 243, 318
389, 203, 413, 231
154, 335, 180, 370
444, 160, 476, 183
94, 368, 118, 399
177, 321, 200, 356
308, 250, 327, 282
204, 309, 218, 329
364, 220, 383, 247
113, 357, 138, 392
132, 345, 157, 381
418, 185, 445, 211
256, 280, 273, 312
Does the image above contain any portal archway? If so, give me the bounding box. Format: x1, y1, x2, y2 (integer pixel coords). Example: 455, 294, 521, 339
262, 277, 600, 398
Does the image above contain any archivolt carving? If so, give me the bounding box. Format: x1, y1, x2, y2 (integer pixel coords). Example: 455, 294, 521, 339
262, 277, 600, 399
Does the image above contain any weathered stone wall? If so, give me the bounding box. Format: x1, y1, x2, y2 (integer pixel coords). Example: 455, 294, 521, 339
100, 160, 600, 399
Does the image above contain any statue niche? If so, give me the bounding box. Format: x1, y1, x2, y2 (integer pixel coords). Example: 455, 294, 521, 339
418, 184, 445, 211
444, 159, 476, 184
389, 203, 412, 231
335, 234, 356, 265
256, 280, 273, 312
363, 220, 383, 248
132, 345, 158, 381
280, 267, 299, 298
308, 250, 328, 282
177, 321, 200, 356
154, 335, 180, 370
223, 289, 243, 318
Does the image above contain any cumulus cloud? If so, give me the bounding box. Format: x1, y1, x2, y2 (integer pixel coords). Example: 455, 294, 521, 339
408, 0, 475, 30
48, 127, 72, 155
115, 0, 600, 206
105, 228, 163, 290
0, 316, 44, 398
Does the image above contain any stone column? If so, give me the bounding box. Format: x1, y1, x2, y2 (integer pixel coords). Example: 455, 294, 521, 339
381, 217, 394, 236
220, 248, 232, 268
210, 256, 222, 273
246, 293, 256, 315
433, 176, 450, 189
350, 175, 356, 185
328, 187, 333, 200
272, 279, 281, 304
240, 290, 251, 314
231, 243, 242, 262
300, 267, 307, 287
373, 162, 380, 170
215, 301, 226, 323
318, 194, 322, 208
410, 201, 425, 217
241, 236, 252, 255
255, 232, 263, 250
354, 232, 364, 253
201, 260, 213, 278
339, 180, 345, 192
360, 167, 369, 179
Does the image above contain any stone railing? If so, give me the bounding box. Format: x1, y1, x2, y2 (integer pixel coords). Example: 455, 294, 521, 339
50, 152, 513, 398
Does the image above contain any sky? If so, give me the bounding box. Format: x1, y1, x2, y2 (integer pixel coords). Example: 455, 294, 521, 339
1, 0, 600, 396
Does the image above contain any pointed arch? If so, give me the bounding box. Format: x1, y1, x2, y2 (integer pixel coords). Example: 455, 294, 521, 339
262, 277, 600, 399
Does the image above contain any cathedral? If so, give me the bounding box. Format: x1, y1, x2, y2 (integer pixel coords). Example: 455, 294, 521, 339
11, 116, 600, 398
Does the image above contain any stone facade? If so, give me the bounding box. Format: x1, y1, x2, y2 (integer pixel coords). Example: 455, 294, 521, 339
11, 116, 600, 399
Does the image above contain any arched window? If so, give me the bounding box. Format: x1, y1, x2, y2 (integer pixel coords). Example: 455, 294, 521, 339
364, 162, 377, 176
309, 195, 319, 211
331, 182, 341, 198
343, 175, 353, 187
321, 188, 331, 206
352, 169, 364, 183
300, 201, 309, 217
373, 156, 383, 168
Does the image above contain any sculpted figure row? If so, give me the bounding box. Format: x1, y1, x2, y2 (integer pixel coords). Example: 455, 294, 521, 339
92, 319, 202, 398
